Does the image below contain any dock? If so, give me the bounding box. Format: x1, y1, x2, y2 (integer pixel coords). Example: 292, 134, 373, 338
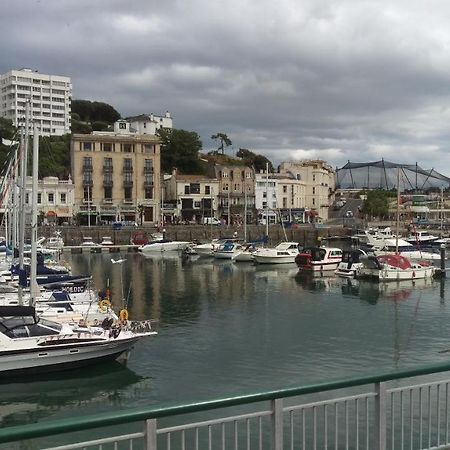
61, 245, 139, 254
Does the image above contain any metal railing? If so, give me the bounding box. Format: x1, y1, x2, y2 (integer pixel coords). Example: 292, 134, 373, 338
4, 362, 450, 449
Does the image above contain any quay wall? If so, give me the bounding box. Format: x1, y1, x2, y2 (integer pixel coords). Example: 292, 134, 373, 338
19, 225, 353, 247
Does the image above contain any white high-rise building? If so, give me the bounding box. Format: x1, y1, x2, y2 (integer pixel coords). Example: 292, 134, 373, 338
0, 68, 72, 136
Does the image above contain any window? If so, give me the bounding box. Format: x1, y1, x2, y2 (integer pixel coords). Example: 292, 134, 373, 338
48, 193, 54, 203
104, 157, 113, 169
82, 142, 92, 151
263, 192, 267, 198
83, 187, 92, 202
145, 188, 153, 199
60, 193, 66, 203
144, 159, 153, 172
103, 143, 112, 152
26, 193, 29, 204
313, 175, 316, 182
190, 183, 200, 194
184, 185, 190, 194
83, 156, 92, 169
283, 186, 287, 193
122, 143, 133, 153
37, 193, 41, 204
123, 158, 132, 170
312, 198, 315, 205
104, 187, 112, 200
312, 187, 315, 195
124, 187, 132, 200
119, 122, 127, 129
283, 198, 287, 208
222, 172, 228, 178
205, 185, 210, 195
223, 184, 228, 191
143, 144, 154, 153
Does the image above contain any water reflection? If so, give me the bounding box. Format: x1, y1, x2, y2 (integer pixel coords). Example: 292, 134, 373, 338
0, 362, 148, 427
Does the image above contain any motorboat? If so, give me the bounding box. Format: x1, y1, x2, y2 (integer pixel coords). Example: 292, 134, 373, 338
81, 237, 100, 247
100, 236, 114, 246
192, 238, 236, 257
371, 238, 442, 261
356, 254, 435, 281
253, 242, 300, 264
0, 305, 156, 376
138, 238, 190, 253
335, 249, 367, 278
405, 230, 439, 246
213, 241, 244, 260
295, 247, 343, 271
233, 243, 258, 262
45, 232, 64, 249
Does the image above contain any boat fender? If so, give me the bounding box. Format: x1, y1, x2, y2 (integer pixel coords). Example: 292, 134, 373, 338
99, 299, 111, 312
119, 309, 129, 321
412, 271, 415, 278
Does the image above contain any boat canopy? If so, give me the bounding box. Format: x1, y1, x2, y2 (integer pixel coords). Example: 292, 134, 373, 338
377, 254, 412, 270
300, 247, 326, 261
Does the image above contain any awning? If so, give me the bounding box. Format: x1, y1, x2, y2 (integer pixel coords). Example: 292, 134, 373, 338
46, 211, 57, 217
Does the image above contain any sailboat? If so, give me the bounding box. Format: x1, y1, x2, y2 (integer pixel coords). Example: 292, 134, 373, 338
357, 169, 436, 281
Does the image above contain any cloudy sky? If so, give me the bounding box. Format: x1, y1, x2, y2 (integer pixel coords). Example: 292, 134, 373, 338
2, 0, 450, 171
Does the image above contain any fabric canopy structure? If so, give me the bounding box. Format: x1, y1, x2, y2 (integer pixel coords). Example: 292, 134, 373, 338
336, 160, 450, 190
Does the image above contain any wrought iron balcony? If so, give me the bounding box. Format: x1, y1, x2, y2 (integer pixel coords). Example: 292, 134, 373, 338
123, 180, 133, 188
103, 165, 113, 173
123, 166, 134, 174
82, 164, 93, 172
82, 179, 93, 187
103, 179, 113, 187
144, 180, 154, 188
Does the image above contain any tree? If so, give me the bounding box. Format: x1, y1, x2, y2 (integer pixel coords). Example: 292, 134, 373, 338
39, 134, 71, 178
157, 128, 204, 174
0, 118, 18, 171
361, 190, 390, 219
236, 148, 274, 172
72, 100, 120, 123
211, 133, 232, 154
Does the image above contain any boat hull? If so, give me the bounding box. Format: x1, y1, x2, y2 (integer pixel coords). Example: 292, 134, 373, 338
253, 255, 296, 264
0, 336, 142, 376
357, 266, 435, 281
139, 241, 190, 252
298, 261, 340, 271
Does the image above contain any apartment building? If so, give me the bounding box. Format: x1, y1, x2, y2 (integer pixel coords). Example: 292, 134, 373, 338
164, 169, 220, 223
126, 112, 173, 135
279, 160, 335, 220
0, 68, 72, 136
71, 120, 161, 225
255, 171, 308, 224
214, 164, 255, 224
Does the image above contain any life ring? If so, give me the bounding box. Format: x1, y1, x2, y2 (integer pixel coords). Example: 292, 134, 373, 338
99, 299, 112, 312
119, 309, 129, 321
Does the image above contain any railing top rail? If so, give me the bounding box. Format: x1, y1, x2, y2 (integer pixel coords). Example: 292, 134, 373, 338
2, 361, 450, 443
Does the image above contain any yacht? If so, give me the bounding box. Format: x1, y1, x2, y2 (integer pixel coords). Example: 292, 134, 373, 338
213, 241, 244, 259
253, 242, 300, 264
371, 238, 442, 261
295, 247, 343, 271
335, 249, 367, 278
405, 230, 439, 246
0, 305, 156, 376
138, 238, 190, 253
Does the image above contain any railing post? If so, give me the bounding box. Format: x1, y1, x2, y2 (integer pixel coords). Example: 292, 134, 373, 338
144, 418, 157, 450
271, 398, 283, 450
374, 382, 387, 450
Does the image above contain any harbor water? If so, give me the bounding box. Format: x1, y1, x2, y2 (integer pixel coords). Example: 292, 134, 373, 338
1, 251, 450, 431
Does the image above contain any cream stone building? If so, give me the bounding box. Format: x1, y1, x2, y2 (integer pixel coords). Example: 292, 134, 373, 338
164, 169, 220, 223
71, 120, 161, 225
279, 160, 335, 220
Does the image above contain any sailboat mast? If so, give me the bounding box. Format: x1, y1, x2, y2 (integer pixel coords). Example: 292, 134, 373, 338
29, 122, 40, 306
265, 162, 269, 238
244, 189, 247, 242
395, 167, 400, 255
18, 101, 30, 305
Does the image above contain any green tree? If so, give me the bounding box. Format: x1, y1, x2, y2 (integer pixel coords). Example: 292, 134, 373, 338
39, 134, 71, 178
362, 190, 390, 219
211, 133, 232, 154
0, 118, 18, 170
236, 148, 274, 172
72, 100, 120, 123
157, 128, 203, 174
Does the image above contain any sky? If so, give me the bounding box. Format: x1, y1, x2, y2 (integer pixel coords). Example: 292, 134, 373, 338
2, 0, 450, 172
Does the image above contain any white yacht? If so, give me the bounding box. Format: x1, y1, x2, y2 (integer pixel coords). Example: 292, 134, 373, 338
0, 305, 156, 376
335, 249, 367, 278
405, 230, 438, 246
213, 241, 244, 260
371, 238, 442, 261
295, 247, 343, 271
138, 238, 190, 253
253, 242, 300, 264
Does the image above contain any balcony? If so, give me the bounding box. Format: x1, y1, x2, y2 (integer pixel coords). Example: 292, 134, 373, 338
144, 180, 154, 188
143, 168, 154, 175
103, 165, 113, 174
82, 179, 93, 187
123, 180, 133, 188
123, 166, 133, 174
103, 179, 113, 187
82, 165, 93, 172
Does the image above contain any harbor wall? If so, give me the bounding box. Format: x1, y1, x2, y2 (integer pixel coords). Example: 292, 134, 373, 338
28, 225, 352, 247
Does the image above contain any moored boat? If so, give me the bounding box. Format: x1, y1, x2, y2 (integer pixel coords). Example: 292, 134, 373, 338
295, 247, 343, 271
356, 254, 435, 281
335, 249, 367, 278
253, 242, 300, 264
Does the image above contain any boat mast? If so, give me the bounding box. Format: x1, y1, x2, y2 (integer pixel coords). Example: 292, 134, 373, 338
244, 189, 247, 242
30, 122, 40, 306
18, 101, 30, 305
395, 167, 400, 255
265, 162, 269, 239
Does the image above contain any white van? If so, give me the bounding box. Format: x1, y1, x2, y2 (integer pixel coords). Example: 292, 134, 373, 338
203, 217, 221, 226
